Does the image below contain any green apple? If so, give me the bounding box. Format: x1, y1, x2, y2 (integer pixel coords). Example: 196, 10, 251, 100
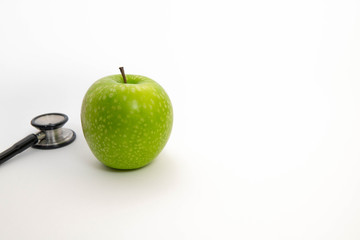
81, 68, 173, 169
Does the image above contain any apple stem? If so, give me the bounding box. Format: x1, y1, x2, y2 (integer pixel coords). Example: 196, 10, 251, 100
119, 67, 127, 84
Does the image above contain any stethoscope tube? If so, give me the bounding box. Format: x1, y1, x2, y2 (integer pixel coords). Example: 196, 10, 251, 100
0, 133, 43, 165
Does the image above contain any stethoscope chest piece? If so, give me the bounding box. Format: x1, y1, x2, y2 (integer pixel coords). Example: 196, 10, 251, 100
0, 113, 76, 165
31, 113, 76, 149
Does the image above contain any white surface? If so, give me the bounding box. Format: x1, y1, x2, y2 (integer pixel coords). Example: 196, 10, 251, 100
1, 0, 360, 239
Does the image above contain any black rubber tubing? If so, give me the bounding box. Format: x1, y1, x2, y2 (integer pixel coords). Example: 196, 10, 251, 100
0, 134, 38, 165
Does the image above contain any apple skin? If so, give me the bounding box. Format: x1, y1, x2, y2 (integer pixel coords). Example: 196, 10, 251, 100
81, 74, 173, 169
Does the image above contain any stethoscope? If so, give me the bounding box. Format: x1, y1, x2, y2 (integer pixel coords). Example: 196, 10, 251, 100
0, 113, 76, 165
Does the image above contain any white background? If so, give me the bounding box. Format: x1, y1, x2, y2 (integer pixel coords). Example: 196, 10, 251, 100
0, 0, 360, 239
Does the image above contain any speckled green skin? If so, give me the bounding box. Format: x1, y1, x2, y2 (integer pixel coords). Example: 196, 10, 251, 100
81, 74, 173, 169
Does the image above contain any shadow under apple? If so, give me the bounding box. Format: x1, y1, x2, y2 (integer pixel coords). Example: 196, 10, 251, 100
87, 150, 181, 196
